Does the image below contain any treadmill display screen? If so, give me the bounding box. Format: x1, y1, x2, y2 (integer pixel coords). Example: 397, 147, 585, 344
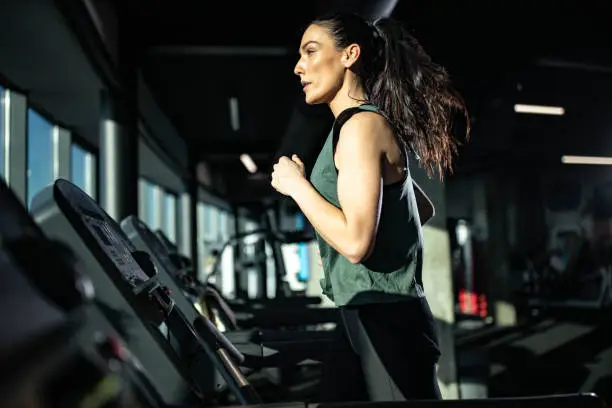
82, 214, 150, 287
54, 179, 150, 288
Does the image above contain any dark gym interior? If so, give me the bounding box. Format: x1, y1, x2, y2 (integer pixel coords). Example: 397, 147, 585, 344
0, 0, 611, 407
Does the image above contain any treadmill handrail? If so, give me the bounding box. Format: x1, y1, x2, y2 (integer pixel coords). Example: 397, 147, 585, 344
166, 307, 260, 405
207, 227, 313, 280
205, 287, 238, 330
193, 316, 245, 365
208, 229, 270, 280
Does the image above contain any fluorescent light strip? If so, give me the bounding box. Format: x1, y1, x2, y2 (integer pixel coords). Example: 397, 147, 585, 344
229, 97, 240, 131
240, 153, 258, 173
561, 155, 612, 165
514, 104, 565, 115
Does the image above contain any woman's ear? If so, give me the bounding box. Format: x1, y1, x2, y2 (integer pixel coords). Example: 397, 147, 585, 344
341, 43, 361, 69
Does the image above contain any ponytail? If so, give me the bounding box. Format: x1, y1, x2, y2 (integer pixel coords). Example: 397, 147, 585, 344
369, 18, 469, 179
313, 13, 470, 179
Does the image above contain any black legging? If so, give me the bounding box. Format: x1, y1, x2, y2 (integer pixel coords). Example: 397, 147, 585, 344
318, 299, 442, 402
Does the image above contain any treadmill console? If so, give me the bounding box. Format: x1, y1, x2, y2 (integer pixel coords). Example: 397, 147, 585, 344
84, 212, 150, 288
0, 181, 78, 344
55, 180, 152, 291
124, 216, 178, 279
0, 179, 166, 408
32, 179, 266, 405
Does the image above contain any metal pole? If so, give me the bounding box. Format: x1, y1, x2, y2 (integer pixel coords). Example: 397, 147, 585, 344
99, 2, 139, 221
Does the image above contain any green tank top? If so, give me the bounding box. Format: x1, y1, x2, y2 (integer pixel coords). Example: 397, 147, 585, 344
310, 104, 426, 306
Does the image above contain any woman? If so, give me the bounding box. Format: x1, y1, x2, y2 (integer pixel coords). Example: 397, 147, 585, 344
271, 12, 469, 402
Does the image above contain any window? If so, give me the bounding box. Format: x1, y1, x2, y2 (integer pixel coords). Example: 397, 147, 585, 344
204, 205, 213, 240
139, 179, 158, 229
71, 143, 97, 199
296, 213, 310, 282
138, 178, 179, 245
162, 191, 178, 244
208, 205, 219, 243
218, 210, 228, 243
226, 212, 236, 238
0, 86, 4, 179
196, 202, 207, 279
27, 109, 54, 207
218, 210, 236, 297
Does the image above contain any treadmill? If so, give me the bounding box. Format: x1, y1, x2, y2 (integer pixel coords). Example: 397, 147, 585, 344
122, 215, 333, 367
156, 225, 324, 310
31, 179, 263, 406
27, 179, 607, 408
0, 179, 164, 408
202, 224, 324, 311
153, 226, 338, 329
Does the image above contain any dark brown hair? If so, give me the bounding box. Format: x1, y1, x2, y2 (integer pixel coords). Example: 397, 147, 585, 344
312, 12, 470, 179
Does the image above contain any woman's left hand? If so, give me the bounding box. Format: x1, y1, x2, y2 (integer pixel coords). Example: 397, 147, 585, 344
271, 154, 306, 197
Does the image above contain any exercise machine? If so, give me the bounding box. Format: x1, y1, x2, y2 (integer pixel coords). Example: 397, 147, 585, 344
31, 179, 259, 406
155, 230, 336, 329
0, 179, 163, 408
25, 179, 607, 408
205, 202, 323, 307
122, 215, 333, 365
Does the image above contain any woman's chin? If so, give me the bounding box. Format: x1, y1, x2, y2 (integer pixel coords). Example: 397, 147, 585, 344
305, 93, 325, 105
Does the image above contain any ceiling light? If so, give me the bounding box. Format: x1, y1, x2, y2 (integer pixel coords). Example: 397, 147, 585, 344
561, 155, 612, 165
514, 104, 565, 115
229, 97, 240, 131
240, 154, 257, 173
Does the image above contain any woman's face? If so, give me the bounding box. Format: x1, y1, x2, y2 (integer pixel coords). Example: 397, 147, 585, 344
294, 24, 346, 105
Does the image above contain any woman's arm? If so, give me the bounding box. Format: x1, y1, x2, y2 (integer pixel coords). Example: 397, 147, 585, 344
289, 113, 385, 264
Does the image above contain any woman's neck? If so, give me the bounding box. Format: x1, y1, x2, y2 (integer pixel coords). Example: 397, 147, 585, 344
328, 77, 367, 118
